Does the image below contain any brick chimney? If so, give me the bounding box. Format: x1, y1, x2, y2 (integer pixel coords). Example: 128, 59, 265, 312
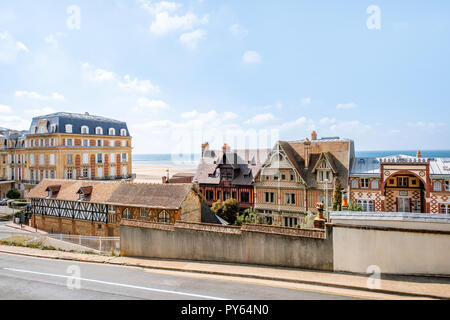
201, 142, 209, 156
416, 150, 421, 158
222, 143, 230, 153
304, 138, 311, 168
311, 131, 317, 140
85, 112, 89, 115
162, 176, 167, 183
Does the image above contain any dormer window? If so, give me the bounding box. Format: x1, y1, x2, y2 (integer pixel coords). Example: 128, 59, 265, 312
120, 129, 127, 136
45, 185, 61, 198
96, 127, 103, 135
109, 128, 116, 136
81, 126, 89, 134
77, 186, 93, 201
318, 170, 332, 182
65, 124, 73, 133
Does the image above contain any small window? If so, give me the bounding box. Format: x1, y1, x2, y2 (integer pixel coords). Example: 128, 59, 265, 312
445, 181, 450, 191
81, 126, 89, 134
65, 124, 72, 133
109, 128, 116, 135
120, 129, 127, 136
371, 180, 379, 189
440, 204, 449, 214
97, 153, 103, 164
140, 208, 148, 218
398, 177, 409, 187
360, 178, 369, 188
158, 210, 170, 223
434, 181, 442, 192
67, 154, 73, 165
96, 127, 103, 135
281, 172, 286, 180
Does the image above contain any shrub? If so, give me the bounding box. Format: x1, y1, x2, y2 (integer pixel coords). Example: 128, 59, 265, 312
211, 198, 240, 224
6, 189, 20, 199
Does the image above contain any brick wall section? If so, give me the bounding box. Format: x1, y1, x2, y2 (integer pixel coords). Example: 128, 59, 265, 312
33, 214, 116, 236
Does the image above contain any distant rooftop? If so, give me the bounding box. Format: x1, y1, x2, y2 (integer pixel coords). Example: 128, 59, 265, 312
33, 112, 126, 124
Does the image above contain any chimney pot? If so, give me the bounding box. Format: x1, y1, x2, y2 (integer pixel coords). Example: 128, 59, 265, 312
416, 150, 421, 158
311, 131, 317, 140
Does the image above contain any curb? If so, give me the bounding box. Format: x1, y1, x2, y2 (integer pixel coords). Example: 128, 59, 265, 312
0, 248, 446, 300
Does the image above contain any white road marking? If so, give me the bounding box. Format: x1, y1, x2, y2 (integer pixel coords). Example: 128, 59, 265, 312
3, 267, 228, 300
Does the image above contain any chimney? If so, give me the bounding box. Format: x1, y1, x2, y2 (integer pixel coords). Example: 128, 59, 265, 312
162, 176, 167, 184
201, 142, 209, 157
416, 150, 421, 158
85, 112, 89, 115
304, 138, 311, 168
311, 131, 317, 140
222, 143, 230, 153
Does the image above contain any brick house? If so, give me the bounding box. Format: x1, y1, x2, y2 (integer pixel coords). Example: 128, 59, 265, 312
27, 179, 222, 236
253, 132, 354, 227
193, 143, 270, 212
349, 153, 450, 213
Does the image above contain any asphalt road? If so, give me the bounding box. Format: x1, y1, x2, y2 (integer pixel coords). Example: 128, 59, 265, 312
0, 253, 357, 300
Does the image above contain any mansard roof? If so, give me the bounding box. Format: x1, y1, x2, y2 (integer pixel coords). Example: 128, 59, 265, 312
194, 148, 271, 186
28, 112, 130, 136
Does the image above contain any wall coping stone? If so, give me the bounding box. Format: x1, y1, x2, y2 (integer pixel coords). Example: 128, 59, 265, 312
330, 211, 450, 224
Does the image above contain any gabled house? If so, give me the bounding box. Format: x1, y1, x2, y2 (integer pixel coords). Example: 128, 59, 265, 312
253, 132, 354, 227
193, 143, 270, 212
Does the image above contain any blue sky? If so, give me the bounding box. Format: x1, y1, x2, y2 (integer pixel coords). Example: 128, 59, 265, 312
0, 0, 449, 154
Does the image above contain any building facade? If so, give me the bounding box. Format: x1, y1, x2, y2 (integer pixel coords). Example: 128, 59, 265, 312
0, 112, 134, 198
349, 153, 450, 214
253, 132, 354, 227
194, 143, 270, 212
27, 179, 222, 236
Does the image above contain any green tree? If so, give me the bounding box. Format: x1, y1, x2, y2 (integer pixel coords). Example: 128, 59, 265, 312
211, 198, 239, 224
234, 208, 261, 226
6, 189, 20, 199
332, 180, 343, 211
348, 201, 364, 211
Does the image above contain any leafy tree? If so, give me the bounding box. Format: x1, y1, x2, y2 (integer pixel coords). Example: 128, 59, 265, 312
6, 189, 20, 199
234, 208, 262, 226
211, 198, 239, 224
332, 180, 343, 211
348, 201, 364, 211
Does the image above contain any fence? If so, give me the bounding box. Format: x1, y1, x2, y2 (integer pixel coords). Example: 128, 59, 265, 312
0, 231, 120, 255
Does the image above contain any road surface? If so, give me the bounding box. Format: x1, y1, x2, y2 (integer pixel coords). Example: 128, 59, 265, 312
0, 252, 358, 300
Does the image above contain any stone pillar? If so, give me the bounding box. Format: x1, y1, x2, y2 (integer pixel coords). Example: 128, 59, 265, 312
314, 202, 326, 229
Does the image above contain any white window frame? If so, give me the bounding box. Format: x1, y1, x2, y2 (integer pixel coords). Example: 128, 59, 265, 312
65, 124, 73, 133
371, 180, 379, 189
96, 127, 103, 135
120, 129, 127, 136
434, 181, 442, 192
83, 153, 89, 164
440, 203, 450, 214
357, 199, 374, 212
445, 181, 450, 191
81, 126, 89, 134
360, 178, 370, 188
109, 128, 115, 136
50, 154, 55, 166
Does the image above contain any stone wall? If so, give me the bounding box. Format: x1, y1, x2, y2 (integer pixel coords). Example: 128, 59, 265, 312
120, 220, 333, 270
32, 214, 116, 236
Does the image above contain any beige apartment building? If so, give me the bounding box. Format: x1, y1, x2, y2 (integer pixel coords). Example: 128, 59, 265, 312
0, 112, 133, 198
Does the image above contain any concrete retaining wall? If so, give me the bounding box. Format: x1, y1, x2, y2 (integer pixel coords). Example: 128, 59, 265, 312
120, 220, 333, 270
331, 212, 450, 275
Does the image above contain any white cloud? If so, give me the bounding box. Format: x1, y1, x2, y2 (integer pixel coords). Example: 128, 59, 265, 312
179, 29, 206, 49
132, 98, 169, 113
407, 121, 445, 130
336, 102, 358, 110
230, 24, 248, 38
281, 116, 315, 130
0, 115, 30, 130
44, 33, 67, 48
139, 0, 209, 36
245, 113, 275, 125
0, 104, 12, 113
15, 91, 65, 101
243, 50, 262, 64
0, 31, 29, 63
181, 110, 199, 118
319, 117, 336, 126
24, 107, 57, 116
301, 97, 312, 105
82, 63, 159, 94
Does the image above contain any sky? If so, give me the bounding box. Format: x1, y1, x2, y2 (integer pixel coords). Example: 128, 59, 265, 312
0, 0, 449, 154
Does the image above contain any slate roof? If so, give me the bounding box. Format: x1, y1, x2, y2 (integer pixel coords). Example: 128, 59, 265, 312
28, 112, 130, 137
350, 156, 450, 178
28, 179, 194, 210
277, 141, 351, 188
193, 148, 271, 186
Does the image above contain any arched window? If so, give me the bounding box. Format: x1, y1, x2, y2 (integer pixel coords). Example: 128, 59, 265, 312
434, 181, 442, 192
120, 129, 127, 136
108, 128, 115, 136
65, 124, 73, 133
441, 204, 449, 214
371, 180, 379, 189
95, 127, 103, 135
357, 199, 374, 212
81, 126, 89, 134
158, 210, 170, 223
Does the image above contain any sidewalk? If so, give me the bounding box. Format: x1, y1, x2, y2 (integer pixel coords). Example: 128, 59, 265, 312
4, 223, 48, 234
0, 244, 448, 299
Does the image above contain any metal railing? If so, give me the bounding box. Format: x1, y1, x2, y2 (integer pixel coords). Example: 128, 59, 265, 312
0, 230, 120, 255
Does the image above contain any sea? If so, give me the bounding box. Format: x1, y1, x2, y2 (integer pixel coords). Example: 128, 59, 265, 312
133, 150, 450, 166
